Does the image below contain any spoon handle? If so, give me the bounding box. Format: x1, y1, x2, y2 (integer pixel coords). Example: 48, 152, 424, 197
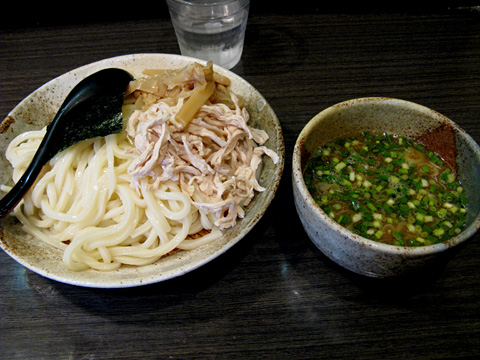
0, 142, 50, 219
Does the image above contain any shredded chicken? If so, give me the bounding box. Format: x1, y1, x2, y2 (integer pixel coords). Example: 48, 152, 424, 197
126, 92, 279, 230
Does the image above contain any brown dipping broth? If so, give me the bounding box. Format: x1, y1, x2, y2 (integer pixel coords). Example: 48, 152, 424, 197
303, 132, 468, 246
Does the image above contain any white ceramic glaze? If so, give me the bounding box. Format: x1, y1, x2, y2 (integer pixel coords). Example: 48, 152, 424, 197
292, 97, 480, 278
0, 54, 285, 288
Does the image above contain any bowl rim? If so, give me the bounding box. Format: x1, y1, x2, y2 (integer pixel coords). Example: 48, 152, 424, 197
293, 96, 480, 256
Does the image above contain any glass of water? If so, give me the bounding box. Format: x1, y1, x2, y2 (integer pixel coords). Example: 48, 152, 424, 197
166, 0, 250, 70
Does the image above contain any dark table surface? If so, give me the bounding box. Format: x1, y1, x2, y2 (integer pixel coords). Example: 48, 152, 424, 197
1, 4, 480, 359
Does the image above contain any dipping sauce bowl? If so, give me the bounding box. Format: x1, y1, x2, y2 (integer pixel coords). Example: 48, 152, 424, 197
292, 97, 480, 278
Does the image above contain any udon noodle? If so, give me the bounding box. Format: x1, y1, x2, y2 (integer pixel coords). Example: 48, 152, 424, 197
1, 62, 278, 271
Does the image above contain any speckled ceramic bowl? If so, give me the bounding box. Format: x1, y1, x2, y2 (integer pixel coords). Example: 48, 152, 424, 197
0, 53, 285, 288
292, 97, 480, 278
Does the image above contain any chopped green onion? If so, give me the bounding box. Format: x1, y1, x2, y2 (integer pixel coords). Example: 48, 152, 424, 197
304, 132, 468, 247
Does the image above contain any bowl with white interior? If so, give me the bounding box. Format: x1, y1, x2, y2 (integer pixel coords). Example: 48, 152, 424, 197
0, 53, 285, 288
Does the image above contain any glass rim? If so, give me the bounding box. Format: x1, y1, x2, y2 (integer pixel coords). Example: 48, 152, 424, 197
166, 0, 249, 7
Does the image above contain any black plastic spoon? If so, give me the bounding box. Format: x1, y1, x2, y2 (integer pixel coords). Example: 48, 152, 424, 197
0, 68, 133, 219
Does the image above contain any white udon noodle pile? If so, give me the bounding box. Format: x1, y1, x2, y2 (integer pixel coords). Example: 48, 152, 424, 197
2, 63, 278, 271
